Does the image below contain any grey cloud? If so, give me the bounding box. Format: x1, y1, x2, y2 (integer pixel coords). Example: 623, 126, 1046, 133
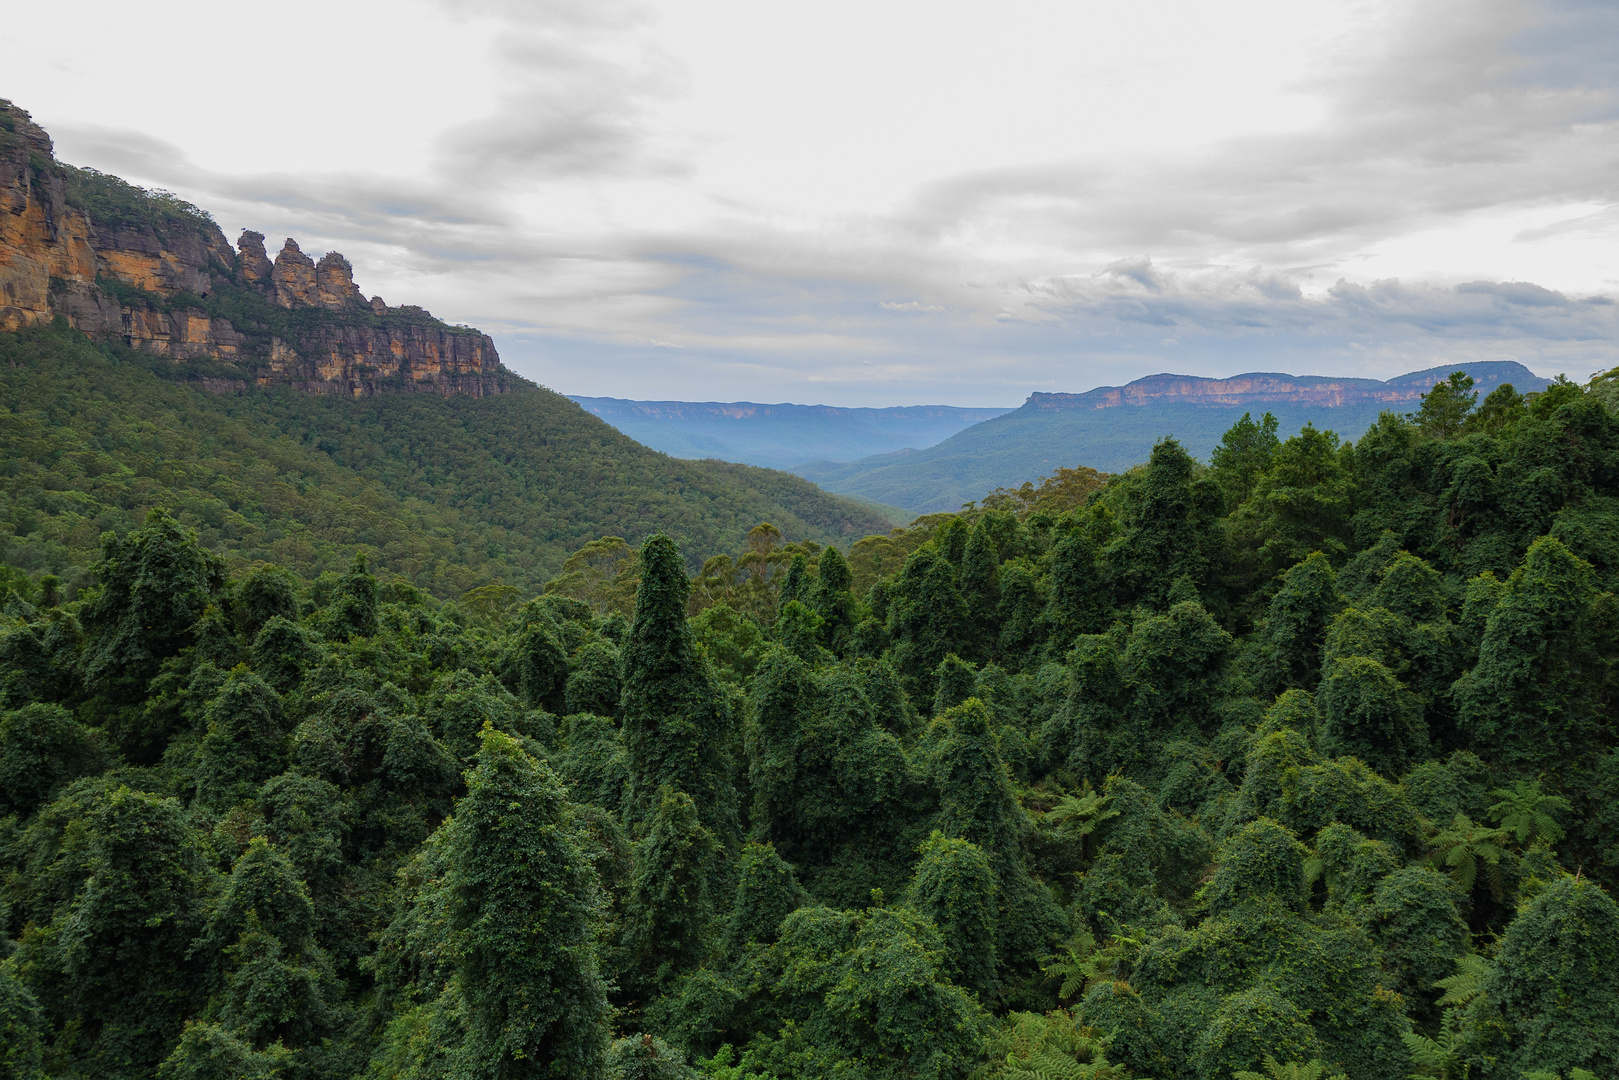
38, 0, 1619, 407
885, 0, 1619, 278
429, 0, 686, 184
498, 255, 1619, 406
1508, 0, 1619, 97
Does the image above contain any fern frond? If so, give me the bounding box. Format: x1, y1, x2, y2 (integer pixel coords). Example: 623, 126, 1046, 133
1435, 954, 1491, 1007
1000, 1047, 1093, 1080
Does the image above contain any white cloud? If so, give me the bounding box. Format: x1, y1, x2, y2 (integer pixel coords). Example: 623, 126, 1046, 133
4, 0, 1616, 405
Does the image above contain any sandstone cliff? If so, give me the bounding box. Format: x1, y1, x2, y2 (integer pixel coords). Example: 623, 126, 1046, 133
0, 99, 511, 397
1023, 363, 1545, 413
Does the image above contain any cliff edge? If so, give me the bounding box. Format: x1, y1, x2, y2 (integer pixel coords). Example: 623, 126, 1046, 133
1021, 363, 1545, 414
0, 99, 512, 397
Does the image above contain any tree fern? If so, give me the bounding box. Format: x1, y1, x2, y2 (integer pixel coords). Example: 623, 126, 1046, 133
1435, 954, 1492, 1008
982, 1011, 1136, 1080
1487, 779, 1571, 848
1402, 1009, 1466, 1079
1232, 1055, 1346, 1080
1042, 927, 1145, 1002
998, 1047, 1101, 1080
1428, 815, 1509, 900
1045, 788, 1120, 862
1042, 929, 1099, 1002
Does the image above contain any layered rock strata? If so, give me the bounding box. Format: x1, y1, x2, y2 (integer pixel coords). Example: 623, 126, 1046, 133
1025, 365, 1538, 413
0, 99, 510, 397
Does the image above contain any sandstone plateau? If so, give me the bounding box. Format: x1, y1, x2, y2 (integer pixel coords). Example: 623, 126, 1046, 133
1021, 367, 1531, 413
0, 100, 510, 397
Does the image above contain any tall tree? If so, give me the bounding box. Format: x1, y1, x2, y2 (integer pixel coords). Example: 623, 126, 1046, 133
1414, 372, 1477, 440
43, 786, 210, 1075
930, 699, 1063, 988
1460, 876, 1619, 1079
906, 832, 998, 999
0, 958, 44, 1080
444, 727, 610, 1079
958, 519, 1001, 660
1454, 536, 1615, 768
1248, 552, 1343, 695
233, 565, 297, 640
722, 842, 805, 959
619, 535, 739, 846
204, 838, 336, 1051
1211, 411, 1281, 511
887, 546, 969, 702
620, 787, 720, 998
1316, 656, 1426, 777
811, 546, 859, 655
80, 510, 225, 719
1229, 424, 1355, 584
1046, 526, 1106, 649
1104, 438, 1224, 608
194, 669, 288, 806
324, 551, 379, 640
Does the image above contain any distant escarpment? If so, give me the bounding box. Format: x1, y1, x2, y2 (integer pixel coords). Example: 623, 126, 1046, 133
1023, 365, 1539, 413
0, 99, 510, 396
796, 361, 1552, 514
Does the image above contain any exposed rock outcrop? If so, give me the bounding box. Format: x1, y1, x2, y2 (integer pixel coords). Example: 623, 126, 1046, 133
0, 98, 513, 398
236, 230, 273, 286
271, 238, 318, 308
315, 251, 362, 310
0, 106, 97, 331
1024, 364, 1543, 413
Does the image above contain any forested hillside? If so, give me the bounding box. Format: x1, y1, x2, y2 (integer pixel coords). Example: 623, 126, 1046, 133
4, 368, 1619, 1080
798, 362, 1552, 514
0, 323, 893, 597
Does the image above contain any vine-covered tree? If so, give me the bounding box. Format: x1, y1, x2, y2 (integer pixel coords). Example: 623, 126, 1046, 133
5, 335, 1619, 1080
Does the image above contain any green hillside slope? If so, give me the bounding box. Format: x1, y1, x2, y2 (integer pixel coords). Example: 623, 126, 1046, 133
0, 324, 892, 596
799, 361, 1552, 513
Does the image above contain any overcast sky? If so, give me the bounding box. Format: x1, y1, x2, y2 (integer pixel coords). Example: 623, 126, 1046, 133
7, 0, 1618, 405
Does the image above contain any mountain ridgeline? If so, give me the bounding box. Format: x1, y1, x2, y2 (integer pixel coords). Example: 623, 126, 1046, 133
794, 362, 1552, 513
1, 101, 510, 398
4, 353, 1619, 1080
569, 396, 1012, 470
0, 99, 895, 593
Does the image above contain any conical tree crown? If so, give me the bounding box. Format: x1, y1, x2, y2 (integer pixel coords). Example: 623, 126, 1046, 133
445, 726, 609, 1080
619, 535, 737, 843
209, 837, 315, 951
723, 841, 805, 957
907, 831, 997, 998
622, 786, 720, 993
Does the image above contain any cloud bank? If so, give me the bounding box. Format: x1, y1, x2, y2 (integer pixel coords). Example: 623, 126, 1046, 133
9, 0, 1618, 404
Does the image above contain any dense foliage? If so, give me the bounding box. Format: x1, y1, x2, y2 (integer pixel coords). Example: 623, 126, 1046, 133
2, 369, 1618, 1080
0, 324, 893, 599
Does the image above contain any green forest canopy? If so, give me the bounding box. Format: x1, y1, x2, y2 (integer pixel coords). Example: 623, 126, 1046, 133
5, 364, 1619, 1080
0, 323, 894, 599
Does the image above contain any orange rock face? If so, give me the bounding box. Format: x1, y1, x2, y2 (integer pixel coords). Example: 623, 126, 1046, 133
315, 252, 362, 310
272, 239, 318, 308
1028, 372, 1433, 412
0, 107, 98, 331
236, 230, 274, 286
0, 98, 511, 398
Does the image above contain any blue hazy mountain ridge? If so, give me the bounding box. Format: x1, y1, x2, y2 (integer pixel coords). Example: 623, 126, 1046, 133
793, 361, 1552, 515
567, 396, 1013, 469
